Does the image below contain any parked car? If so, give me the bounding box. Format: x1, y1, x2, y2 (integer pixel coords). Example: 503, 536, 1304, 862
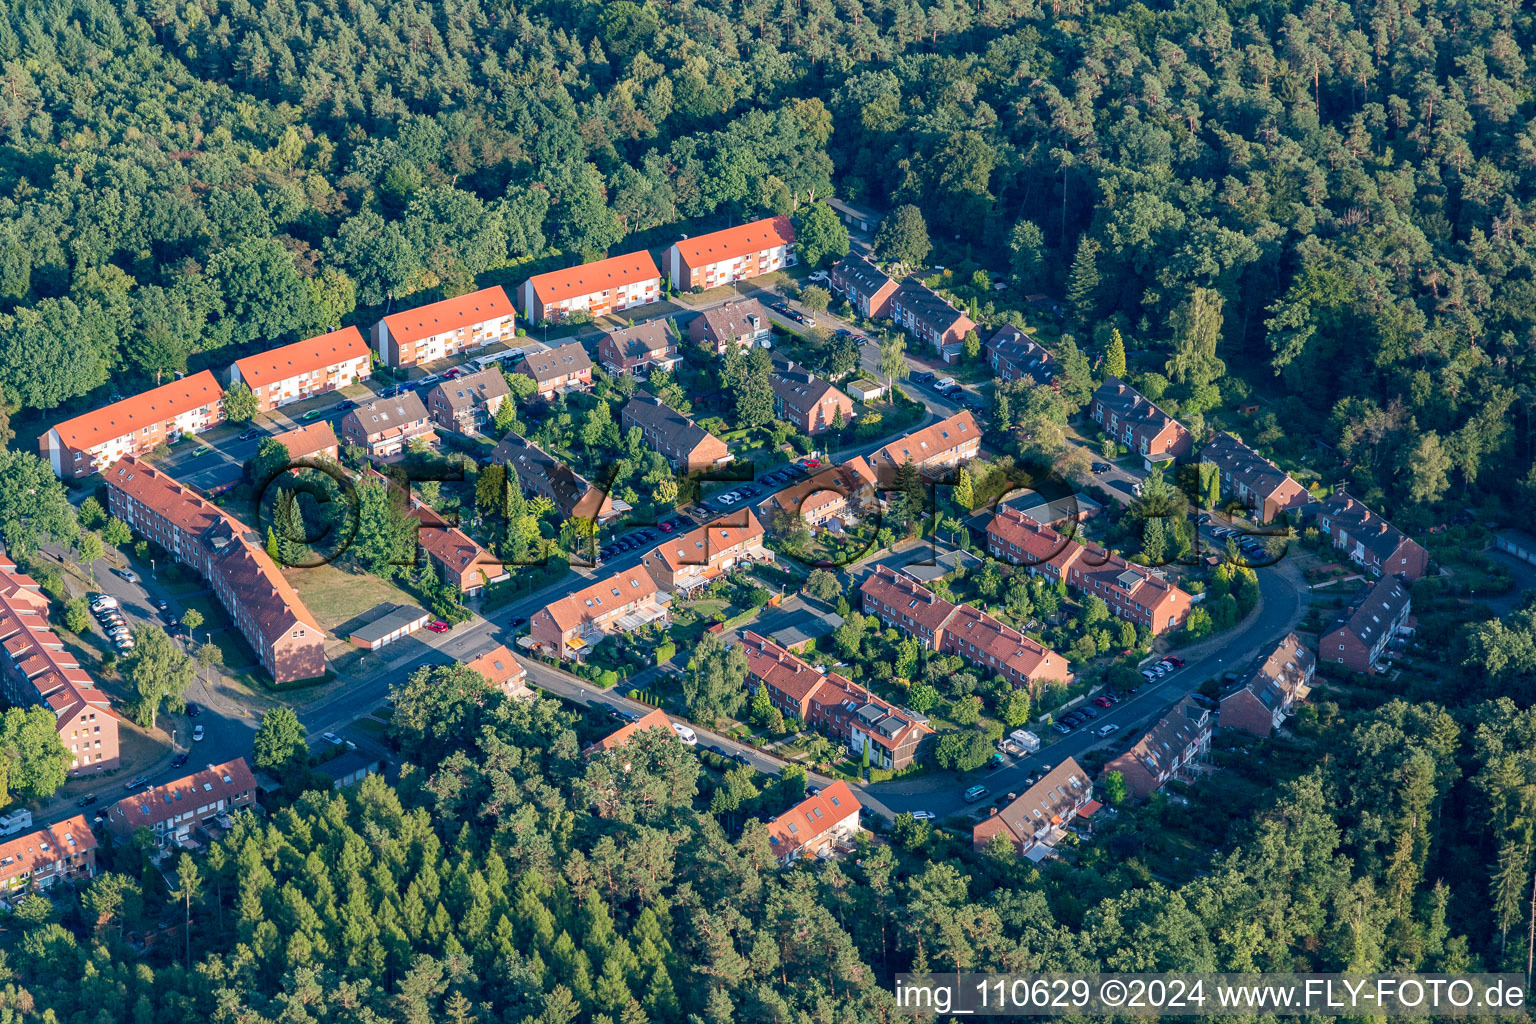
910, 810, 937, 821
1096, 723, 1121, 738
186, 702, 202, 718
1078, 705, 1099, 719
335, 399, 356, 411
170, 754, 189, 769
443, 367, 463, 379
963, 784, 990, 803
301, 409, 326, 421
1092, 462, 1111, 473
1164, 656, 1186, 668
510, 616, 527, 627
322, 732, 344, 745
808, 270, 830, 284
193, 724, 205, 741
76, 794, 98, 807
418, 374, 440, 386
671, 723, 698, 745
1052, 721, 1072, 734
116, 568, 140, 583
426, 620, 450, 633
1094, 696, 1113, 707
90, 594, 117, 611
238, 428, 262, 441
658, 521, 675, 533
124, 776, 149, 791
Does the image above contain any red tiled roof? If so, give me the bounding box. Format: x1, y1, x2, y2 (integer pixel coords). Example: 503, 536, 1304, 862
46, 371, 224, 451
868, 411, 980, 474
463, 644, 526, 688
526, 251, 662, 304
0, 814, 95, 888
271, 420, 339, 462
648, 511, 763, 571
588, 707, 673, 752
859, 565, 957, 634
380, 286, 514, 345
672, 216, 794, 268
942, 603, 1059, 680
542, 566, 662, 633
233, 327, 369, 389
741, 630, 850, 704
765, 780, 859, 858
107, 758, 255, 832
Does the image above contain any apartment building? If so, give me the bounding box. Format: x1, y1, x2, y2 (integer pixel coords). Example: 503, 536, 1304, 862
512, 342, 593, 399
40, 371, 226, 480
741, 630, 934, 770
1220, 633, 1316, 737
520, 251, 663, 323
864, 411, 982, 480
972, 758, 1093, 858
1106, 696, 1212, 798
1316, 489, 1428, 581
986, 326, 1058, 386
529, 566, 669, 661
770, 370, 853, 435
0, 815, 96, 893
763, 458, 878, 530
1321, 575, 1412, 674
105, 758, 257, 843
372, 286, 516, 368
889, 279, 977, 362
621, 395, 733, 474
229, 326, 372, 411
598, 321, 680, 376
859, 565, 1072, 690
828, 254, 898, 318
104, 459, 326, 684
425, 368, 511, 435
765, 781, 861, 865
339, 392, 436, 458
640, 510, 769, 595
1201, 433, 1311, 523
491, 433, 624, 525
690, 298, 774, 353
1090, 377, 1192, 464
986, 506, 1194, 635
0, 556, 119, 774
665, 216, 796, 291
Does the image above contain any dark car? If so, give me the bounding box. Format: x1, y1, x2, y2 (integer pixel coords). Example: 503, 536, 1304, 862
76, 794, 97, 807
238, 428, 262, 441
1091, 462, 1111, 473
1078, 705, 1099, 719
171, 754, 189, 768
1052, 721, 1072, 734
335, 399, 356, 411
733, 752, 751, 765
913, 371, 935, 384
185, 702, 202, 718
511, 616, 527, 627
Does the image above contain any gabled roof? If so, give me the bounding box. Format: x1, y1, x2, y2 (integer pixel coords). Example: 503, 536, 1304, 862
890, 279, 976, 338
867, 411, 980, 475
672, 216, 794, 267
1328, 575, 1411, 649
347, 392, 429, 435
695, 298, 770, 344
428, 367, 511, 410
830, 253, 894, 294
1202, 432, 1309, 505
941, 602, 1059, 680
1111, 696, 1209, 780
859, 565, 958, 634
1318, 489, 1418, 562
491, 433, 615, 521
46, 371, 224, 451
587, 707, 673, 753
740, 629, 851, 704
107, 758, 255, 830
271, 420, 339, 462
463, 644, 526, 688
771, 370, 842, 411
1226, 632, 1314, 711
600, 321, 676, 366
379, 286, 514, 344
1092, 377, 1185, 441
647, 511, 764, 572
973, 757, 1090, 849
765, 780, 859, 858
515, 342, 593, 384
988, 326, 1058, 383
622, 395, 720, 454
0, 814, 95, 887
0, 558, 118, 733
233, 327, 369, 388
541, 566, 662, 633
410, 502, 502, 577
526, 251, 661, 304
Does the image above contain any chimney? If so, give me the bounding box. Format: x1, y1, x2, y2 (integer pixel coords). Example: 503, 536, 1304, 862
988, 806, 998, 816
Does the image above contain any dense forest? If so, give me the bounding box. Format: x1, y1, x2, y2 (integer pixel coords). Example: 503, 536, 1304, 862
0, 0, 1531, 520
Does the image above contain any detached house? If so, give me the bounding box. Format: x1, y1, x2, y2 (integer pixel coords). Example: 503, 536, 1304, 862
1106, 696, 1212, 799
765, 781, 861, 865
986, 506, 1193, 634
1316, 490, 1428, 581
512, 342, 593, 399
463, 644, 532, 700
1220, 633, 1315, 737
270, 421, 339, 464
408, 502, 508, 596
1201, 433, 1311, 523
585, 708, 675, 755
529, 566, 669, 661
972, 758, 1093, 859
621, 395, 732, 474
425, 368, 511, 435
105, 758, 257, 843
689, 298, 773, 352
339, 393, 436, 458
889, 279, 976, 362
640, 510, 770, 595
0, 815, 97, 893
105, 459, 326, 684
1090, 377, 1191, 465
987, 326, 1058, 386
1321, 576, 1412, 674
230, 327, 372, 411
372, 286, 516, 368
520, 251, 663, 323
598, 321, 680, 376
41, 371, 226, 480
771, 370, 853, 435
665, 216, 796, 291
829, 254, 898, 318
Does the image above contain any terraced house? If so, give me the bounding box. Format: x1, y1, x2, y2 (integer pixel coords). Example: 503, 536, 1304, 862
889, 279, 977, 362
972, 758, 1094, 859
985, 506, 1194, 635
491, 433, 625, 525
1090, 377, 1191, 466
665, 216, 796, 291
765, 781, 861, 865
529, 566, 669, 662
1106, 696, 1212, 798
228, 326, 372, 411
1201, 432, 1311, 523
1315, 489, 1428, 581
859, 566, 1072, 691
40, 371, 226, 480
373, 286, 516, 368
987, 326, 1058, 386
0, 555, 119, 774
339, 392, 436, 458
0, 815, 96, 893
1321, 575, 1412, 674
689, 298, 773, 352
425, 368, 511, 435
863, 411, 981, 480
104, 459, 326, 684
1220, 633, 1316, 737
640, 510, 769, 595
621, 395, 732, 474
105, 758, 257, 844
828, 253, 898, 318
520, 251, 662, 323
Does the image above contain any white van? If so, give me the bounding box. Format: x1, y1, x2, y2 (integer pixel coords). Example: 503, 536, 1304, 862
934, 376, 958, 390
671, 722, 698, 746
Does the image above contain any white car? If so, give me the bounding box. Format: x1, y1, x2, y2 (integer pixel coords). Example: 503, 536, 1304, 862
322, 732, 344, 745
193, 725, 205, 741
417, 374, 439, 386
671, 722, 698, 746
807, 270, 830, 283
910, 810, 937, 821
718, 492, 739, 506
91, 596, 119, 612
1095, 723, 1120, 738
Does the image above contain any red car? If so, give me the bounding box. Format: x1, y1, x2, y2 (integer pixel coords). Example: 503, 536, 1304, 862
659, 522, 675, 533
1094, 696, 1113, 707
801, 458, 821, 468
426, 620, 450, 633
1163, 656, 1186, 668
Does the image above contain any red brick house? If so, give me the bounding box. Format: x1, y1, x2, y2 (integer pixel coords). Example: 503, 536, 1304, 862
585, 708, 674, 754
621, 395, 732, 474
1201, 433, 1311, 523
106, 758, 257, 843
425, 368, 512, 435
339, 393, 436, 458
1316, 490, 1428, 581
889, 279, 976, 362
1320, 576, 1412, 674
270, 421, 340, 464
972, 758, 1093, 857
512, 342, 593, 399
771, 370, 854, 435
598, 321, 680, 376
1220, 632, 1315, 736
987, 326, 1058, 386
529, 566, 669, 661
689, 298, 774, 352
864, 411, 981, 480
829, 254, 898, 318
0, 815, 96, 893
640, 510, 769, 595
1090, 377, 1192, 464
1105, 696, 1212, 799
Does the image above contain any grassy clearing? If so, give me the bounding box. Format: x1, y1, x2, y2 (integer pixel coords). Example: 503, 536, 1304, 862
288, 563, 419, 633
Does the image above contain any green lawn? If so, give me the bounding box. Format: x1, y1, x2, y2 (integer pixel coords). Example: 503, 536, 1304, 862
287, 562, 421, 634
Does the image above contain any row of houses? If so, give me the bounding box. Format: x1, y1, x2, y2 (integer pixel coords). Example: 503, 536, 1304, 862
827, 255, 977, 362
860, 565, 1073, 692
985, 506, 1195, 635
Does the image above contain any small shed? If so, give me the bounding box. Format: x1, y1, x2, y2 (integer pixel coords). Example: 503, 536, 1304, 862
847, 379, 884, 402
